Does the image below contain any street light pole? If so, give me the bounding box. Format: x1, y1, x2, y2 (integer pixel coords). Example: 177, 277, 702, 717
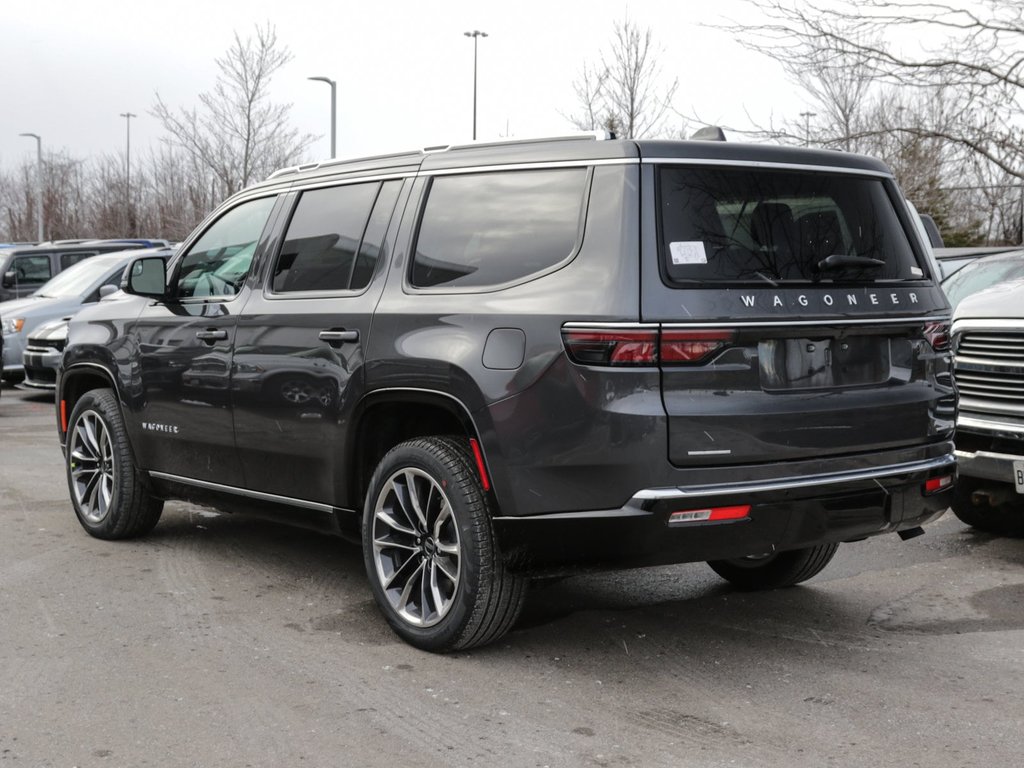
18, 133, 43, 242
120, 112, 137, 236
308, 76, 337, 158
464, 30, 488, 140
799, 111, 817, 147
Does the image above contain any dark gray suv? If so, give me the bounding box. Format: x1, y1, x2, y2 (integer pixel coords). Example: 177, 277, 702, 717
56, 134, 956, 651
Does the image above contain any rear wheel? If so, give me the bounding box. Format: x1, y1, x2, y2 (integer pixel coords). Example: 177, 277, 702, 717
951, 478, 1024, 536
707, 543, 839, 590
65, 388, 163, 539
362, 436, 527, 652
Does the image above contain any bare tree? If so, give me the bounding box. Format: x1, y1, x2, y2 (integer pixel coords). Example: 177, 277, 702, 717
721, 0, 1024, 179
152, 23, 316, 199
568, 18, 680, 138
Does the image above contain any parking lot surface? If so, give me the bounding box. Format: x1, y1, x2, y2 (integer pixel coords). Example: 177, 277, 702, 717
2, 385, 1022, 767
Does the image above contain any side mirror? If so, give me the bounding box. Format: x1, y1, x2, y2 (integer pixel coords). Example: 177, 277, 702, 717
1, 270, 15, 289
123, 256, 168, 299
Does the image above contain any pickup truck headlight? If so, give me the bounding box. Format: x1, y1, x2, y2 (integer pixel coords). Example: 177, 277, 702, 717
2, 317, 25, 335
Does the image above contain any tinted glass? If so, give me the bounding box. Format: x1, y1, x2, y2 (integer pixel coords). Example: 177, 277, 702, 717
60, 251, 98, 269
273, 183, 379, 293
942, 254, 1024, 309
412, 169, 587, 289
11, 255, 52, 285
352, 180, 402, 290
177, 196, 277, 299
659, 167, 921, 284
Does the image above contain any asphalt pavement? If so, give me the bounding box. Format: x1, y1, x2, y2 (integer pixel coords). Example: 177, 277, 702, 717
1, 384, 1022, 768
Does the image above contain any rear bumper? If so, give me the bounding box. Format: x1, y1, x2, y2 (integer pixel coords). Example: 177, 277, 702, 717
494, 452, 955, 572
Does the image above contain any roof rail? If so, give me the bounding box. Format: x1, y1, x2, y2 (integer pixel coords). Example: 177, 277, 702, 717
440, 130, 614, 153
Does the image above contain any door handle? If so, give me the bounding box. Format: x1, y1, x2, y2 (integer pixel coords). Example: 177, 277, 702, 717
195, 329, 228, 342
318, 329, 359, 344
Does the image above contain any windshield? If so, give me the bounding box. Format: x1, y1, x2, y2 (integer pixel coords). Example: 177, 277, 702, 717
34, 256, 121, 298
658, 166, 922, 284
942, 253, 1024, 309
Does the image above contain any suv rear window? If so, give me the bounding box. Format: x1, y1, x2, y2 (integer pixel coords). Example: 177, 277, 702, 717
411, 168, 588, 289
658, 166, 921, 284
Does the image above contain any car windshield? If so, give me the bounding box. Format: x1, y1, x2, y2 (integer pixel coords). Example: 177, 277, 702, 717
34, 256, 121, 298
658, 166, 922, 284
942, 252, 1024, 309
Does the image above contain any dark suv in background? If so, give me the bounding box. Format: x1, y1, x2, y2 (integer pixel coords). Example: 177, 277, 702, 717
56, 134, 956, 651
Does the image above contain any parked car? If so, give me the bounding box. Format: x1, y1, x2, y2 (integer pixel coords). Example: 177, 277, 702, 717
57, 134, 955, 651
933, 245, 1020, 280
941, 248, 1024, 309
0, 239, 169, 302
2, 246, 172, 381
949, 275, 1024, 535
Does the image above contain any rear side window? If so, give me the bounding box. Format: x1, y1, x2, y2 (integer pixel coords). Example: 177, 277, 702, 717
658, 167, 921, 284
411, 168, 588, 289
60, 251, 98, 269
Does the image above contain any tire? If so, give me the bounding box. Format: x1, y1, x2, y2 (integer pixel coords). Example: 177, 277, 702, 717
362, 436, 527, 652
707, 543, 839, 590
951, 477, 1024, 536
65, 388, 163, 540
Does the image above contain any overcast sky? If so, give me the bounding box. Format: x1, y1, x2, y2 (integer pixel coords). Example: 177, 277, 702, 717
1, 0, 801, 169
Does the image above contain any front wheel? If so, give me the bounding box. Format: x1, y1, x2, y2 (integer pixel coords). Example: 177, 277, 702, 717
362, 437, 526, 652
65, 388, 163, 539
707, 543, 839, 590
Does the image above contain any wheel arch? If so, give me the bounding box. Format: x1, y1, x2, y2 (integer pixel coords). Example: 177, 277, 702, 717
348, 388, 497, 513
58, 362, 123, 443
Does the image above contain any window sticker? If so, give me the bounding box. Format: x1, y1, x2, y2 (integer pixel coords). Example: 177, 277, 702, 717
669, 241, 708, 265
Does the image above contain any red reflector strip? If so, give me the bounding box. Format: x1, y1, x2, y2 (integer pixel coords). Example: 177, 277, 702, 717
668, 504, 751, 526
60, 400, 68, 433
469, 438, 491, 492
924, 475, 953, 494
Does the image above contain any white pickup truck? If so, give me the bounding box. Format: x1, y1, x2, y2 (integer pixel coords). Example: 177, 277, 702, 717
951, 278, 1024, 535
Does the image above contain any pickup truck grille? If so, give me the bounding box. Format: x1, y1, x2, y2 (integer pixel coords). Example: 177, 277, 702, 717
954, 330, 1024, 419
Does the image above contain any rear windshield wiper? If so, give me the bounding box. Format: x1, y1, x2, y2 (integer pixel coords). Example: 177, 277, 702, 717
816, 254, 886, 271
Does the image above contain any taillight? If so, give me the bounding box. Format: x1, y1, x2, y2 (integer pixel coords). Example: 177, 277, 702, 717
923, 321, 950, 352
562, 326, 734, 366
661, 329, 735, 364
561, 329, 658, 366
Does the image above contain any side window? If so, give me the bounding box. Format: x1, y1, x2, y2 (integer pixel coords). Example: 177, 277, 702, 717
176, 196, 277, 299
271, 182, 380, 293
12, 255, 52, 285
352, 180, 402, 290
60, 251, 98, 269
411, 168, 588, 289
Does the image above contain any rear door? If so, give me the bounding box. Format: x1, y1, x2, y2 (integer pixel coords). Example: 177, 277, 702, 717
642, 162, 953, 467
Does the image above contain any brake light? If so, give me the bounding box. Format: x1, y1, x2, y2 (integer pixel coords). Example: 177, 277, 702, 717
561, 329, 658, 366
668, 505, 751, 526
923, 321, 950, 352
661, 329, 736, 363
562, 327, 734, 366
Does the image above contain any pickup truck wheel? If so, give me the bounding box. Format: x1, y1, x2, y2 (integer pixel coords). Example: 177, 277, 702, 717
951, 478, 1024, 536
66, 388, 163, 539
707, 543, 839, 590
363, 437, 526, 652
